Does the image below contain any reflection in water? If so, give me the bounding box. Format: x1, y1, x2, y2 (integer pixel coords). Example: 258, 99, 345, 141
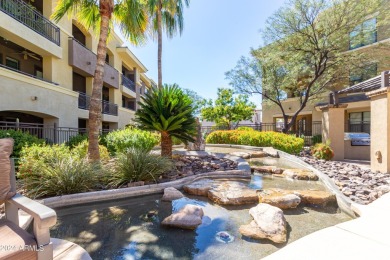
51, 177, 350, 259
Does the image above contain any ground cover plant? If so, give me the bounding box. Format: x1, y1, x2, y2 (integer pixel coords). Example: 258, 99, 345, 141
206, 130, 304, 154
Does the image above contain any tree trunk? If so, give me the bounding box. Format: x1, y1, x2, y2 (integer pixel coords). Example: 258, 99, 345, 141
161, 131, 173, 158
157, 0, 163, 88
88, 0, 113, 162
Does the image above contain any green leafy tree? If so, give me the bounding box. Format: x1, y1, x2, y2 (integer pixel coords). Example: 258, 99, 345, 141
182, 88, 205, 116
226, 0, 389, 133
146, 0, 190, 88
201, 88, 256, 130
52, 0, 147, 161
135, 84, 196, 157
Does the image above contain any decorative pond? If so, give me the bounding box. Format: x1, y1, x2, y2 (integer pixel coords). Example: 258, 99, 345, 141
51, 175, 351, 259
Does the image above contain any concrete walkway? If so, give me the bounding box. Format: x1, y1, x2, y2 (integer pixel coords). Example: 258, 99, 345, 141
263, 192, 390, 260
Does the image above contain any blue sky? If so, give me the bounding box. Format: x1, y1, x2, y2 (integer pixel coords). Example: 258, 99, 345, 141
130, 0, 286, 107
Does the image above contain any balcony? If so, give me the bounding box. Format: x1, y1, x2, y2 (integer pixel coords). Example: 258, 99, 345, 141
0, 0, 60, 46
69, 38, 119, 88
78, 92, 118, 116
121, 74, 136, 92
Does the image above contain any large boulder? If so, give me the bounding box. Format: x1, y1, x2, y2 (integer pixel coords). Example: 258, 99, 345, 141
258, 189, 301, 209
263, 147, 279, 158
294, 190, 337, 207
161, 204, 204, 230
161, 187, 185, 201
282, 169, 319, 181
207, 181, 258, 205
239, 203, 287, 243
183, 179, 215, 196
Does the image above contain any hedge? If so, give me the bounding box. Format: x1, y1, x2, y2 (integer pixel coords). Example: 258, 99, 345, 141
206, 130, 304, 154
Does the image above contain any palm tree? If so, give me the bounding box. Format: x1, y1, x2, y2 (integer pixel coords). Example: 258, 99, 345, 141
147, 0, 190, 88
52, 0, 147, 161
135, 84, 196, 157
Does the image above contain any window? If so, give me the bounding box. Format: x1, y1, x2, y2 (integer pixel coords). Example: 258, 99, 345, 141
5, 57, 19, 70
35, 66, 43, 79
349, 18, 377, 50
349, 112, 370, 133
349, 63, 377, 85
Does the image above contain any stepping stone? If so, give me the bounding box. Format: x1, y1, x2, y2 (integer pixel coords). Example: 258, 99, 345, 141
183, 179, 215, 196
249, 151, 267, 158
293, 190, 337, 207
161, 204, 204, 230
258, 189, 301, 209
161, 187, 184, 201
251, 166, 284, 174
283, 169, 319, 181
230, 152, 250, 159
239, 203, 287, 243
208, 181, 258, 205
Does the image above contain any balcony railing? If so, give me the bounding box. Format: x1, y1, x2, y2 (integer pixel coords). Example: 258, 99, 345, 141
78, 92, 118, 116
121, 74, 136, 92
0, 0, 61, 45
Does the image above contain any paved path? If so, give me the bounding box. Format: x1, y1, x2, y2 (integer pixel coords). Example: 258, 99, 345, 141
263, 192, 390, 260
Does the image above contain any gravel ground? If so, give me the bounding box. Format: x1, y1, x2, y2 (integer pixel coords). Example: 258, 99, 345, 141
299, 149, 390, 205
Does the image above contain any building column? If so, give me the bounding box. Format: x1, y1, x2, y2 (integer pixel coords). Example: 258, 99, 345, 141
133, 67, 141, 110
320, 105, 347, 161
367, 78, 390, 173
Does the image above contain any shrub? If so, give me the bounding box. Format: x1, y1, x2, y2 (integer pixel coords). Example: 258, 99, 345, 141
19, 157, 99, 198
236, 126, 254, 131
311, 142, 334, 161
312, 135, 322, 145
72, 140, 110, 162
0, 129, 44, 158
105, 127, 160, 154
206, 130, 304, 154
65, 133, 88, 148
109, 148, 174, 187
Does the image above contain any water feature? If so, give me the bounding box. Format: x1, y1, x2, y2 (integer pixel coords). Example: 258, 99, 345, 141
51, 175, 350, 259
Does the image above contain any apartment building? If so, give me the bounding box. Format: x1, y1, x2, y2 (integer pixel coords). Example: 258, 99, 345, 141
261, 6, 390, 137
0, 0, 153, 136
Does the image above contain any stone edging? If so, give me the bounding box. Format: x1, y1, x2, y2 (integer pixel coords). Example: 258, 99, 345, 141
42, 152, 251, 208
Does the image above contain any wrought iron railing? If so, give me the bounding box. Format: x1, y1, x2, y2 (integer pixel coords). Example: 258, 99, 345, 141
0, 0, 60, 45
0, 121, 112, 144
121, 74, 136, 92
78, 92, 118, 116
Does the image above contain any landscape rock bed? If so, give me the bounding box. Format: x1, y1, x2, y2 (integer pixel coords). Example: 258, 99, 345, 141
162, 155, 239, 181
299, 154, 390, 205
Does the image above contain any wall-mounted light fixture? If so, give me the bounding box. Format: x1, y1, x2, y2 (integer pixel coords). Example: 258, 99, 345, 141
86, 61, 91, 65
31, 96, 38, 101
111, 76, 115, 79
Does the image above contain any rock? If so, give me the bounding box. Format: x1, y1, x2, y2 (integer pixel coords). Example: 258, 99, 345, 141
263, 147, 279, 158
161, 204, 204, 230
161, 187, 185, 201
251, 166, 284, 174
283, 169, 319, 181
239, 203, 287, 243
230, 152, 250, 159
293, 190, 336, 206
208, 181, 258, 205
258, 189, 301, 209
249, 151, 267, 158
183, 179, 215, 196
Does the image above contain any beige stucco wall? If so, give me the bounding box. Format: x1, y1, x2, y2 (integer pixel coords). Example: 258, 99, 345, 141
118, 108, 135, 129
344, 140, 370, 160
322, 106, 346, 160
369, 90, 390, 173
0, 68, 78, 128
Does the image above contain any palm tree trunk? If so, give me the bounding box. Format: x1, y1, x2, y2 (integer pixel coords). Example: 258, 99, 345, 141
161, 131, 172, 158
88, 0, 113, 162
157, 0, 163, 88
